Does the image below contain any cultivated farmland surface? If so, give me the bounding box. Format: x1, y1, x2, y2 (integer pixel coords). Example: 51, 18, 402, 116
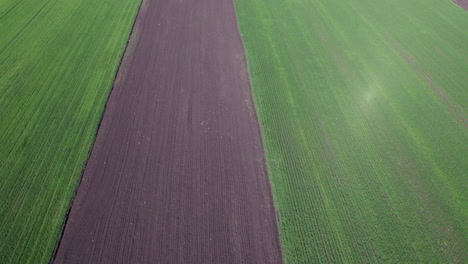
453, 0, 468, 10
235, 0, 467, 263
0, 0, 141, 263
54, 0, 283, 263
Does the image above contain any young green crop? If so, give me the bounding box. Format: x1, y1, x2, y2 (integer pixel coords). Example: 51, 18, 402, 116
0, 0, 141, 262
235, 0, 467, 262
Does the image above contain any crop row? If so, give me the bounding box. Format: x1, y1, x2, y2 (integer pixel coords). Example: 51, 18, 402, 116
0, 0, 141, 262
235, 0, 467, 262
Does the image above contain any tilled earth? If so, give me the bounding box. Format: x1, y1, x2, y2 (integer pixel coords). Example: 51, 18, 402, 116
453, 0, 468, 9
53, 0, 283, 263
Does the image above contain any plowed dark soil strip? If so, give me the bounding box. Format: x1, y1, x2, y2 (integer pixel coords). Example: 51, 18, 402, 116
53, 0, 283, 263
453, 0, 468, 9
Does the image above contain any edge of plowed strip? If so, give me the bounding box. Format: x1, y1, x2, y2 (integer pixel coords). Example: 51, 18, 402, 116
49, 0, 150, 262
452, 0, 468, 10
231, 0, 285, 262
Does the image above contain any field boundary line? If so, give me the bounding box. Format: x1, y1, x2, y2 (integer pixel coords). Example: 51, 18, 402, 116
49, 0, 149, 262
231, 0, 285, 259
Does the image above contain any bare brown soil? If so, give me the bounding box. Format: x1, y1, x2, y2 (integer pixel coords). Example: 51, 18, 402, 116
453, 0, 468, 9
53, 0, 283, 263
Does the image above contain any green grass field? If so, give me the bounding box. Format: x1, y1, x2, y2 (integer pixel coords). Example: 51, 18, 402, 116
235, 0, 467, 262
0, 0, 141, 262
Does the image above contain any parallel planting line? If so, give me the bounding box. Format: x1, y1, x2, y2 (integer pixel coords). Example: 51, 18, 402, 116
235, 0, 467, 262
0, 0, 141, 262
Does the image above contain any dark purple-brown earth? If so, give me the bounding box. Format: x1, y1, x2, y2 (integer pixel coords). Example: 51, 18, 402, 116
53, 0, 283, 263
453, 0, 468, 10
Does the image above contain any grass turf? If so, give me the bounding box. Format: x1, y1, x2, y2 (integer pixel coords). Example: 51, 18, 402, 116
235, 0, 467, 262
0, 0, 141, 262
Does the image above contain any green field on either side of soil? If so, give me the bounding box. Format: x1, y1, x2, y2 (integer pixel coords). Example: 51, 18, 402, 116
235, 0, 467, 263
0, 0, 141, 262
